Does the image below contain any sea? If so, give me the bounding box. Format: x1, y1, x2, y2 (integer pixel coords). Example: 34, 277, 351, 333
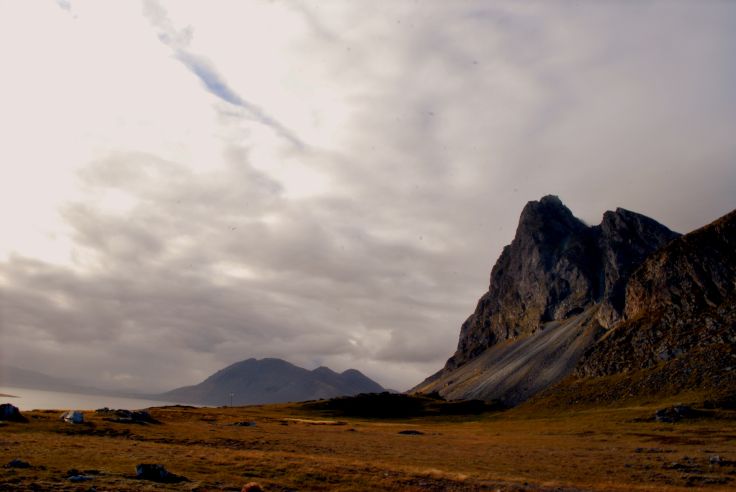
0, 386, 177, 411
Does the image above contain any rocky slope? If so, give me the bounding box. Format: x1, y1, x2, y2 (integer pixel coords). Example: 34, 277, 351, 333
565, 208, 736, 402
445, 196, 678, 371
416, 306, 605, 406
158, 358, 384, 406
414, 195, 680, 404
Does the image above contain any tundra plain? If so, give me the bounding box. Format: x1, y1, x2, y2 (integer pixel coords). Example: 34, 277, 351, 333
2, 397, 736, 491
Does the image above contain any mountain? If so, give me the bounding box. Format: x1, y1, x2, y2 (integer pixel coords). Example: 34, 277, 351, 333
0, 365, 110, 395
412, 195, 684, 405
157, 358, 384, 406
557, 207, 736, 404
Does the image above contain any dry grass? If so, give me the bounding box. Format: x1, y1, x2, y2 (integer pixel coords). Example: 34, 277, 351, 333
2, 401, 736, 491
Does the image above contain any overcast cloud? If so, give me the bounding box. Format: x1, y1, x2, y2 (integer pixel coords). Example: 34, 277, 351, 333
1, 1, 735, 392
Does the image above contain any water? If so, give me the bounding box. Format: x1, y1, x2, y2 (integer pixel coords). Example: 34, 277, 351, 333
0, 386, 177, 411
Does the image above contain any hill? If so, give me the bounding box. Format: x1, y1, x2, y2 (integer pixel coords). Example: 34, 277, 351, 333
157, 358, 384, 406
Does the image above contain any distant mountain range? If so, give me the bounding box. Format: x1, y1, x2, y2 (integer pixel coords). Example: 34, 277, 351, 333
413, 196, 736, 407
156, 358, 384, 406
0, 365, 111, 395
2, 359, 384, 407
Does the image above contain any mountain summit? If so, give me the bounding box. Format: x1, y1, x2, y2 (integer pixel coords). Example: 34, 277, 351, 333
413, 196, 684, 405
446, 195, 678, 370
159, 358, 384, 406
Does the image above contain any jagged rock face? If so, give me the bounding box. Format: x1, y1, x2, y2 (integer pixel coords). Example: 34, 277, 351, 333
445, 195, 678, 370
576, 209, 736, 383
595, 208, 683, 327
624, 209, 736, 321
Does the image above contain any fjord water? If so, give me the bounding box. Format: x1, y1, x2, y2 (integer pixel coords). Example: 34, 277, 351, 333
0, 386, 175, 411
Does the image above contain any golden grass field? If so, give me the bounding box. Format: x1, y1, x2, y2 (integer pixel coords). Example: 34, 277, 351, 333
2, 397, 736, 491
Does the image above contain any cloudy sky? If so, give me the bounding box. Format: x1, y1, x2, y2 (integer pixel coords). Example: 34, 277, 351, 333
1, 0, 735, 393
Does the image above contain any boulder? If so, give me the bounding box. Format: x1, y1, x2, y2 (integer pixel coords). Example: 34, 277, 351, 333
654, 405, 698, 423
0, 403, 27, 423
4, 459, 31, 469
241, 483, 264, 492
60, 410, 84, 424
97, 408, 160, 425
135, 463, 187, 483
398, 429, 424, 435
229, 421, 257, 427
68, 475, 92, 483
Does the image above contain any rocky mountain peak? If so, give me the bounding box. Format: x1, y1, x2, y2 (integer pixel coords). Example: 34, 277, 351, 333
416, 199, 732, 407
594, 207, 681, 325
443, 196, 678, 371
515, 195, 586, 245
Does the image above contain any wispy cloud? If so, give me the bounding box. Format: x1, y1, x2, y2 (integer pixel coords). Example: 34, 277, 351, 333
142, 0, 304, 149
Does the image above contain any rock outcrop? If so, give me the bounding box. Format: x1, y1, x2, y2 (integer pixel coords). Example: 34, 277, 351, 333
573, 208, 736, 399
414, 195, 680, 404
0, 403, 27, 423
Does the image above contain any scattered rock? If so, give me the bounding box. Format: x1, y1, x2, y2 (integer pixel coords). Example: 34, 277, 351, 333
0, 403, 28, 423
398, 430, 424, 435
654, 405, 698, 423
97, 408, 160, 425
662, 456, 702, 473
634, 447, 670, 454
135, 463, 188, 483
4, 459, 31, 469
229, 421, 257, 427
242, 482, 264, 492
68, 475, 92, 483
704, 395, 736, 409
60, 410, 85, 424
708, 455, 736, 466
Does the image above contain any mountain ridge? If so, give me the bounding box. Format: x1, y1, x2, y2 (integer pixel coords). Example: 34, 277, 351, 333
0, 365, 129, 397
412, 195, 722, 406
158, 357, 384, 406
437, 195, 678, 371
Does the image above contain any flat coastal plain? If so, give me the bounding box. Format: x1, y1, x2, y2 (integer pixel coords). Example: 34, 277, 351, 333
2, 400, 736, 491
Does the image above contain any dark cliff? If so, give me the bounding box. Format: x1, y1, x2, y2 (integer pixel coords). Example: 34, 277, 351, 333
445, 195, 678, 371
573, 209, 736, 396
413, 196, 680, 404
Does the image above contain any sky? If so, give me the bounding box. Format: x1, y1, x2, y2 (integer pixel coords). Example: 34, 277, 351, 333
1, 0, 735, 393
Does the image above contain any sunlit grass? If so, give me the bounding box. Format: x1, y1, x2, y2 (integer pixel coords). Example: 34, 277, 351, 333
1, 400, 735, 490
